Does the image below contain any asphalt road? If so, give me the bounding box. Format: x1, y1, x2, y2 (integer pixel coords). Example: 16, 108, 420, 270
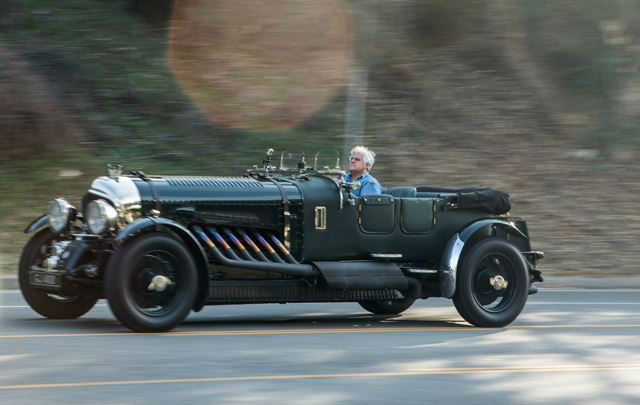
1, 289, 639, 405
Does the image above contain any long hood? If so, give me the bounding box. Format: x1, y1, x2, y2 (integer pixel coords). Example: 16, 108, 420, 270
130, 176, 302, 204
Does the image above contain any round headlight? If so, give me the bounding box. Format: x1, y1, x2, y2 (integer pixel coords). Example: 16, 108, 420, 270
86, 199, 118, 235
48, 199, 75, 233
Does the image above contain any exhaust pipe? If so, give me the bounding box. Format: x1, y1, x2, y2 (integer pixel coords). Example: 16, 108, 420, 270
204, 227, 241, 261
253, 231, 286, 263
222, 228, 256, 261
269, 233, 298, 264
236, 228, 271, 262
192, 225, 318, 278
192, 225, 414, 291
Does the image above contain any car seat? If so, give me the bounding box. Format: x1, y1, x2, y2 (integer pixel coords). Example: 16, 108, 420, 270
384, 186, 417, 198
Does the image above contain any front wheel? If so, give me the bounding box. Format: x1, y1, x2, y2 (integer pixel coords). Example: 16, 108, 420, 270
359, 298, 416, 315
18, 229, 97, 319
452, 238, 528, 327
105, 233, 198, 332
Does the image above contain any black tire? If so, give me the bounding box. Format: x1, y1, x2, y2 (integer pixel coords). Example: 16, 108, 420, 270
18, 229, 98, 319
105, 233, 198, 332
452, 238, 528, 327
359, 298, 416, 315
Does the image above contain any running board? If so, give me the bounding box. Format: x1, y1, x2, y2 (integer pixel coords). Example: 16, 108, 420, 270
206, 279, 404, 304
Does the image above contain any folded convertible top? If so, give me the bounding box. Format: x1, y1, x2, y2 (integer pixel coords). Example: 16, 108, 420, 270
416, 186, 511, 215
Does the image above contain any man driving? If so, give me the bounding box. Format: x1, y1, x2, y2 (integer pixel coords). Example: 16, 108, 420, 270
344, 146, 382, 197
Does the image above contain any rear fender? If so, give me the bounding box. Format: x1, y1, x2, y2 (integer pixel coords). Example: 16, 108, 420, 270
115, 218, 209, 312
438, 219, 527, 299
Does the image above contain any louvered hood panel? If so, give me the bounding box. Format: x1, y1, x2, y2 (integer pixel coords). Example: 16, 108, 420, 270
131, 176, 302, 205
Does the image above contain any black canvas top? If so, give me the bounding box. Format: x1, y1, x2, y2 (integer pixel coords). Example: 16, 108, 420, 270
416, 186, 511, 215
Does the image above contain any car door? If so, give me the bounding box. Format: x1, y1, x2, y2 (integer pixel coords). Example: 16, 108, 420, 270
357, 195, 441, 261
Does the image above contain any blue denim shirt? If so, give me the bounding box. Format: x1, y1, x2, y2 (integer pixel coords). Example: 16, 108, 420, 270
345, 171, 382, 197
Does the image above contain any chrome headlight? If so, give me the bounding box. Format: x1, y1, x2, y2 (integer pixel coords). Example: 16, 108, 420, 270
48, 199, 75, 233
86, 199, 118, 235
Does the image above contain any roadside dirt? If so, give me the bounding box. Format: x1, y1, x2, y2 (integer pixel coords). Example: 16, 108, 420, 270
0, 43, 82, 156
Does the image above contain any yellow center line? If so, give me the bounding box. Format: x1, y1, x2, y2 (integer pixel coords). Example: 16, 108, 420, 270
1, 364, 639, 390
1, 324, 640, 339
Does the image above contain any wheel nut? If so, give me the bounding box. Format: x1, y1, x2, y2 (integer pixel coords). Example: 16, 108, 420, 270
147, 275, 174, 292
490, 275, 508, 291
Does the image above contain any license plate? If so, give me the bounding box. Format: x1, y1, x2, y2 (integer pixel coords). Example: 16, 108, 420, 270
30, 272, 62, 288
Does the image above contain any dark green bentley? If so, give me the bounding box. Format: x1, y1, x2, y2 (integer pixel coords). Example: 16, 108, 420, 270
19, 150, 543, 332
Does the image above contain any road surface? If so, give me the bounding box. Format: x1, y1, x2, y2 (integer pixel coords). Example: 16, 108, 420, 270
1, 289, 639, 404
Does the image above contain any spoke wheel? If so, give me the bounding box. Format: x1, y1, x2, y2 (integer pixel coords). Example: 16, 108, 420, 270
18, 229, 97, 319
453, 238, 528, 327
105, 233, 198, 332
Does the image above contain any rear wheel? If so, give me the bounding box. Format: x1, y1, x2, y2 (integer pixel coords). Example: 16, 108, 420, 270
105, 233, 198, 332
18, 229, 97, 319
359, 298, 416, 315
452, 238, 528, 327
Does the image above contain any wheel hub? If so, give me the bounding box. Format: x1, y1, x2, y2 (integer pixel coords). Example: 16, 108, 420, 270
147, 275, 174, 292
489, 275, 508, 291
132, 254, 178, 312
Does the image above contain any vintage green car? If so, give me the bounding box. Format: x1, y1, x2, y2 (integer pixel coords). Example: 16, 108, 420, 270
19, 150, 543, 332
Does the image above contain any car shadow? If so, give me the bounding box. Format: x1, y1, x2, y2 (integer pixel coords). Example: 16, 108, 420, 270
178, 311, 474, 331
5, 312, 476, 335
4, 301, 493, 334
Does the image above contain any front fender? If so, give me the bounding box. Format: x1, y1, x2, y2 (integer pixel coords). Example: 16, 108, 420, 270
115, 217, 209, 312
438, 219, 527, 299
24, 214, 49, 234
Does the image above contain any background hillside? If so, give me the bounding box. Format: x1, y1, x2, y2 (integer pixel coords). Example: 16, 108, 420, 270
1, 0, 639, 278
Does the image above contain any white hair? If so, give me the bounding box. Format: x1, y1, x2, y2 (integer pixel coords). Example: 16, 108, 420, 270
350, 145, 376, 169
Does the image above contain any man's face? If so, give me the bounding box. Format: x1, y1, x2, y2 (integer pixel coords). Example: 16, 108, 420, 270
349, 154, 368, 174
